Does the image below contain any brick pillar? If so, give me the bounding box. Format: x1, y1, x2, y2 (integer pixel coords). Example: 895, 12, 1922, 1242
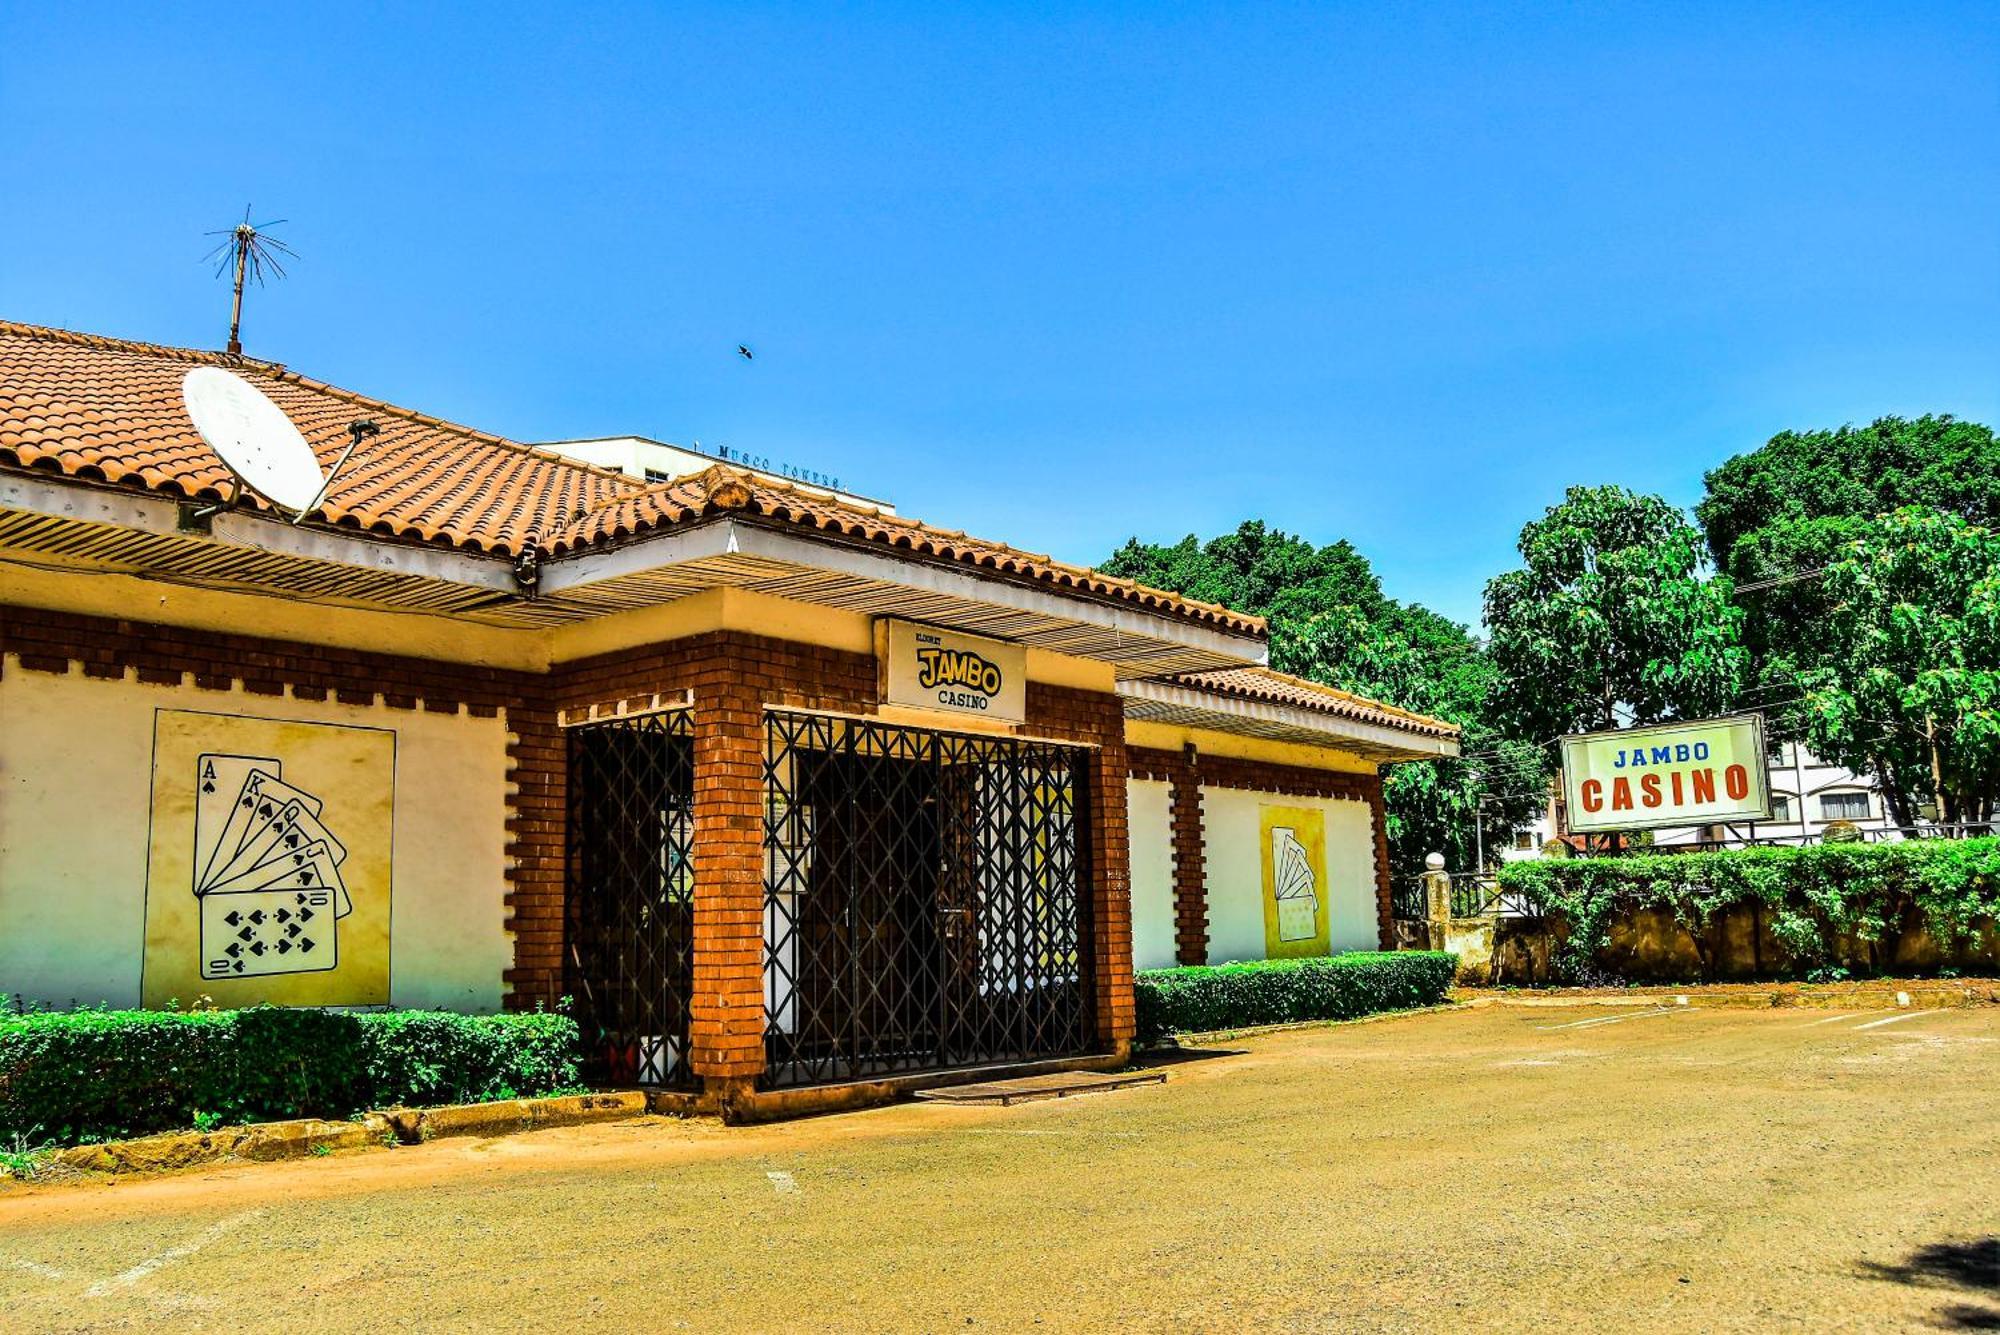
1367, 774, 1395, 950
1169, 743, 1209, 966
501, 705, 565, 1010
689, 673, 767, 1089
1087, 715, 1137, 1052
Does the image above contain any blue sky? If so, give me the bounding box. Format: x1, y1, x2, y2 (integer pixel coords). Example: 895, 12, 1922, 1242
4, 3, 1995, 627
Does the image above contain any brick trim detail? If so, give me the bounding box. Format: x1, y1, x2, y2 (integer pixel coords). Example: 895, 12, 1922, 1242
0, 603, 562, 1002
1129, 744, 1210, 966
1131, 747, 1395, 954
2, 610, 1142, 1049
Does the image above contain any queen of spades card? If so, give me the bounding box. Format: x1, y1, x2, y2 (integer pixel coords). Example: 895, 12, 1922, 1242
143, 710, 393, 1007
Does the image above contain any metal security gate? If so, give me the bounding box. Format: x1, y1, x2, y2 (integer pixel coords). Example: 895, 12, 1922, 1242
761, 711, 1093, 1088
565, 709, 698, 1089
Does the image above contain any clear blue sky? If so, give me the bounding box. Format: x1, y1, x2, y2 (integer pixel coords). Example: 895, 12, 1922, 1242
5, 3, 1995, 627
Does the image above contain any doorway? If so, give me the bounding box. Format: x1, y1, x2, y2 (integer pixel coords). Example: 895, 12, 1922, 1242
761, 711, 1092, 1088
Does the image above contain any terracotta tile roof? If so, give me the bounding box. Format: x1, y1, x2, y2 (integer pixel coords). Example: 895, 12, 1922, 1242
1166, 666, 1460, 740
0, 319, 1264, 637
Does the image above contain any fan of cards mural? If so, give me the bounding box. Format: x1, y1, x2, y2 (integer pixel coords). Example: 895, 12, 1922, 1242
1269, 826, 1320, 943
195, 754, 353, 978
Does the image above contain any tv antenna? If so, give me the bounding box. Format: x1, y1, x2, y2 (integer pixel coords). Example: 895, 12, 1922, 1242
179, 367, 375, 530
202, 207, 294, 356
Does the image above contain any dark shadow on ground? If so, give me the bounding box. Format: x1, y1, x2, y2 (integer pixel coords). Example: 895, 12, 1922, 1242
1858, 1238, 2000, 1330
1130, 1045, 1247, 1068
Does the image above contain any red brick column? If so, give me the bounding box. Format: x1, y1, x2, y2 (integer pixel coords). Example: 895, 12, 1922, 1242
1366, 778, 1394, 950
688, 671, 768, 1087
502, 706, 566, 1008
1169, 744, 1209, 966
1086, 736, 1136, 1048
1031, 684, 1135, 1051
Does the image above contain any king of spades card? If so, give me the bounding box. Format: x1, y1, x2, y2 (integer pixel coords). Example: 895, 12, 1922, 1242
143, 710, 393, 1007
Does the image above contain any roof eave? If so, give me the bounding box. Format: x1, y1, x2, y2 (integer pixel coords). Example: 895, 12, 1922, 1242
1120, 677, 1460, 763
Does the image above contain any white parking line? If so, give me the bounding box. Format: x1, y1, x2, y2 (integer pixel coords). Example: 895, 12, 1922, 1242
766, 1170, 799, 1195
1853, 1010, 1939, 1031
1795, 1012, 1856, 1027
6, 1256, 67, 1280
83, 1210, 261, 1297
1537, 1007, 1680, 1031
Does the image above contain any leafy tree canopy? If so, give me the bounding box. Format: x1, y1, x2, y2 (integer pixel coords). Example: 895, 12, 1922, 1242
1483, 485, 1746, 744
1698, 414, 2000, 820
1103, 522, 1536, 873
1698, 415, 2000, 572
1796, 508, 2000, 826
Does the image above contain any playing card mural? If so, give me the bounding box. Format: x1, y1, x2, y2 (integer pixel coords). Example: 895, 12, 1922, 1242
144, 711, 393, 1007
1259, 804, 1330, 960
194, 758, 350, 979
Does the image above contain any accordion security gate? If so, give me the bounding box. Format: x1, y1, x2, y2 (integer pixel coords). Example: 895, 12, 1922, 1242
761, 710, 1094, 1089
565, 709, 698, 1089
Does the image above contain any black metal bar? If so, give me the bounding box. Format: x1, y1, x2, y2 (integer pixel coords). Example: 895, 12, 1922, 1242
563, 710, 698, 1090
758, 711, 1093, 1089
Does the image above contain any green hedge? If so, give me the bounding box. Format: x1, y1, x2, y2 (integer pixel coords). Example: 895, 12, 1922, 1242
1496, 838, 2000, 981
0, 1005, 582, 1146
1134, 951, 1457, 1042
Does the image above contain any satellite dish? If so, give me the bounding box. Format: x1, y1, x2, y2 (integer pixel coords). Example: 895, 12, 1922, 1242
182, 367, 325, 514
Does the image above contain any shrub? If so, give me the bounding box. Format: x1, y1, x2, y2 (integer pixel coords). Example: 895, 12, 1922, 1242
1496, 838, 2000, 981
1133, 951, 1457, 1042
0, 1006, 582, 1146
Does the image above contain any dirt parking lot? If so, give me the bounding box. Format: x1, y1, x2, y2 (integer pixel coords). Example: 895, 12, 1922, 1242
3, 1002, 1996, 1332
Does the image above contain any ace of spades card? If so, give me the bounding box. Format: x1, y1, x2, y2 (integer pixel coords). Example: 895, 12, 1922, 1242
194, 755, 353, 979
144, 711, 393, 1008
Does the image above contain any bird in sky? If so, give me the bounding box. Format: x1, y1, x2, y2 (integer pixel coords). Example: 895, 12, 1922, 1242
737, 345, 753, 361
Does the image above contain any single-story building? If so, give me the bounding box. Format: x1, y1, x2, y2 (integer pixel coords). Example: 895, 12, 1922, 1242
0, 319, 1456, 1113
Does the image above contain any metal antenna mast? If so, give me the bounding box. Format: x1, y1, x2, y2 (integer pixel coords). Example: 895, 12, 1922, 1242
203, 207, 295, 355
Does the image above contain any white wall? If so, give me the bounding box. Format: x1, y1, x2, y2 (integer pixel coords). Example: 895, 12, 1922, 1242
1127, 779, 1176, 972
1202, 787, 1378, 964
0, 664, 511, 1012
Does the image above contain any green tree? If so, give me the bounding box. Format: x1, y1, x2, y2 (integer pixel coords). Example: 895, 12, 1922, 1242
1103, 522, 1536, 873
1795, 509, 2000, 826
1698, 415, 2000, 821
1483, 485, 1746, 744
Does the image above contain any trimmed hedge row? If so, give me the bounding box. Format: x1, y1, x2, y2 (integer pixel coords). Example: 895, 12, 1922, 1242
1134, 951, 1457, 1042
0, 1005, 582, 1146
1496, 838, 2000, 981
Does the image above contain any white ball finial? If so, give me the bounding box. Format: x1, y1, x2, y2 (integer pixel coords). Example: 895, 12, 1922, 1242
1424, 852, 1446, 871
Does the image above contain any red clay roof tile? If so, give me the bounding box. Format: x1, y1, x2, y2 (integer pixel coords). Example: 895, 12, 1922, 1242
1166, 666, 1460, 740
0, 319, 1265, 637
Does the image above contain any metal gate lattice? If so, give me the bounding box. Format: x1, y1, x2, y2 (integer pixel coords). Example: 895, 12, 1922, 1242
565, 709, 697, 1089
761, 710, 1093, 1089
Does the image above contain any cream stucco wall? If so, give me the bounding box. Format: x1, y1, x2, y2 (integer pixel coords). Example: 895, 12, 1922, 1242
0, 662, 511, 1011
1127, 779, 1176, 973
1201, 787, 1378, 965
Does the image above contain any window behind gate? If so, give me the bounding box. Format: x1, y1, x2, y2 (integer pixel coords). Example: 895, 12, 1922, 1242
761, 710, 1093, 1089
565, 709, 698, 1089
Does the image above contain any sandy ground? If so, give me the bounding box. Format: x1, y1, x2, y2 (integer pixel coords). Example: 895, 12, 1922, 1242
2, 1003, 1996, 1332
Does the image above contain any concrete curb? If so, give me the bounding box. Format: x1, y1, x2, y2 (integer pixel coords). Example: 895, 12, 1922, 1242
42, 1091, 653, 1179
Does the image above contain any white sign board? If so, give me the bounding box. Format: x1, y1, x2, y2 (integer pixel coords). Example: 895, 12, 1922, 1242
1559, 714, 1772, 834
881, 620, 1026, 723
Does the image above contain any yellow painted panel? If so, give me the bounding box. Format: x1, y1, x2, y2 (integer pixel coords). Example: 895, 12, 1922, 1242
142, 710, 396, 1007
1260, 804, 1330, 960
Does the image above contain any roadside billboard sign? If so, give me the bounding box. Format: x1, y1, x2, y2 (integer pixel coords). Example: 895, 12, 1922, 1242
1558, 714, 1772, 834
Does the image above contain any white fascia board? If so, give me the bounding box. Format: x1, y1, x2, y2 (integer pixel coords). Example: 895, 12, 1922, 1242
0, 471, 517, 593
537, 516, 1269, 666
1119, 677, 1461, 761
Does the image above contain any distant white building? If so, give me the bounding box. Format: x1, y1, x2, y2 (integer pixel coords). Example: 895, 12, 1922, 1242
1501, 740, 1899, 860
538, 435, 893, 513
